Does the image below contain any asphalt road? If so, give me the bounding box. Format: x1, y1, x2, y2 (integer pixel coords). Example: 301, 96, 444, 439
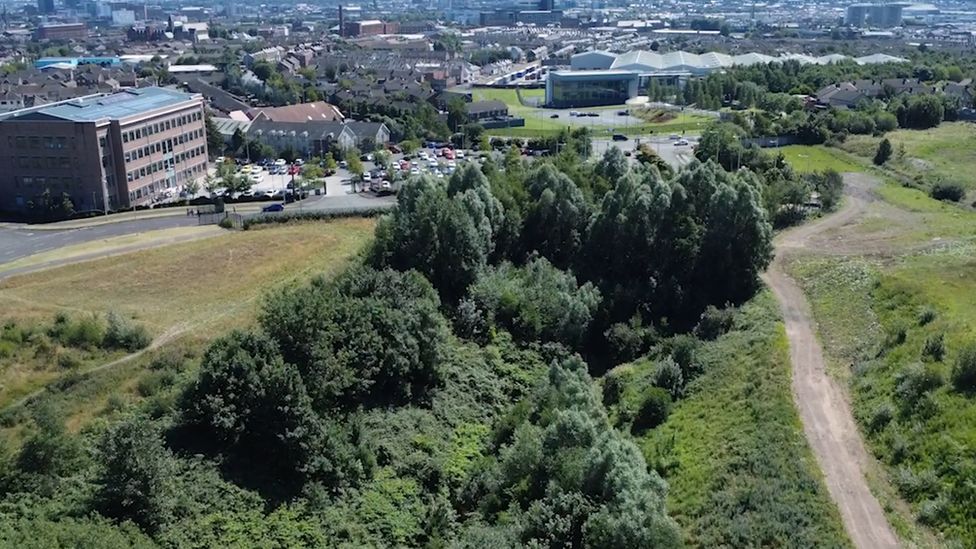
0, 186, 395, 266
0, 216, 198, 265
591, 136, 699, 170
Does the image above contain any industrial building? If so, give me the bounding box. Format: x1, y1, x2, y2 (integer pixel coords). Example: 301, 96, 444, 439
548, 50, 909, 107
0, 88, 208, 214
34, 22, 88, 41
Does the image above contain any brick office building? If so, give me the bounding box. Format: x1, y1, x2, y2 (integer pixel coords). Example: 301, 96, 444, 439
0, 87, 208, 213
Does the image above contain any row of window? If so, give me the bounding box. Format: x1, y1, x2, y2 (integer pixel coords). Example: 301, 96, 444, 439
128, 162, 206, 201
13, 175, 81, 189
13, 156, 74, 169
9, 136, 71, 150
125, 145, 205, 183
123, 129, 203, 163
121, 110, 203, 144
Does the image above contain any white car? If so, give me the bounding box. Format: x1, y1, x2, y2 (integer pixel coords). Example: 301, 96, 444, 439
674, 139, 689, 146
274, 158, 287, 167
456, 150, 465, 159
251, 172, 265, 182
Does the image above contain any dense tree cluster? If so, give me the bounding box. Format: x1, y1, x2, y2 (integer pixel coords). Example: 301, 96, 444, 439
0, 139, 781, 547
457, 357, 682, 547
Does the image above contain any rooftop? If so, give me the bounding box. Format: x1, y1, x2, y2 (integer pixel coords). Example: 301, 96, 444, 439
1, 87, 198, 123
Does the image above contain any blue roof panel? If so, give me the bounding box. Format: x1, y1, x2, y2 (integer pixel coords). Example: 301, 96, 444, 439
34, 87, 196, 122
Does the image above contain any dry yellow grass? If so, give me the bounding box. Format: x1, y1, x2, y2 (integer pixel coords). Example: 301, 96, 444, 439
0, 218, 375, 413
0, 218, 374, 332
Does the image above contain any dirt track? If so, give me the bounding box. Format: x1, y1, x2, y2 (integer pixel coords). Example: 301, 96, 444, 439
765, 173, 900, 549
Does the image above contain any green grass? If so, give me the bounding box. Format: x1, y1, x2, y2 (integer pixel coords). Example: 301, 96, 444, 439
838, 123, 976, 190
607, 293, 851, 547
0, 218, 375, 430
787, 183, 976, 546
779, 145, 865, 174
472, 87, 710, 138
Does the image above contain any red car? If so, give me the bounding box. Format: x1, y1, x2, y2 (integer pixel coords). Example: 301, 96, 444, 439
288, 165, 301, 175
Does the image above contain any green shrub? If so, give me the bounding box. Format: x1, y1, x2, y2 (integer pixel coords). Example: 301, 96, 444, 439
693, 305, 736, 341
653, 357, 684, 399
136, 370, 177, 398
632, 387, 672, 434
0, 340, 16, 359
917, 306, 937, 326
895, 363, 943, 417
601, 373, 624, 406
930, 182, 965, 202
921, 333, 945, 362
51, 314, 105, 349
217, 216, 233, 229
57, 350, 81, 370
893, 466, 940, 501
868, 402, 894, 433
103, 313, 151, 352
951, 343, 976, 393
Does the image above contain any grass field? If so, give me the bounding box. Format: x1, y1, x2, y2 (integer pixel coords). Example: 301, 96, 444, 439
779, 145, 865, 174
838, 122, 976, 190
471, 87, 710, 138
0, 218, 375, 423
607, 293, 850, 547
787, 182, 976, 546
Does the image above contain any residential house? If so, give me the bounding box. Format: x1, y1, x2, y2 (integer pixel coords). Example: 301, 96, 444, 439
466, 100, 509, 121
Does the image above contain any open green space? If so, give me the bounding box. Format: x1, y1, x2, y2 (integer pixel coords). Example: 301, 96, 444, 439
0, 219, 374, 416
471, 87, 710, 138
788, 183, 976, 546
778, 145, 865, 174
838, 122, 976, 190
604, 293, 851, 547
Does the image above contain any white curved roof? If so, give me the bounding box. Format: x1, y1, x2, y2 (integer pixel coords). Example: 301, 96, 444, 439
855, 53, 908, 65
576, 49, 906, 74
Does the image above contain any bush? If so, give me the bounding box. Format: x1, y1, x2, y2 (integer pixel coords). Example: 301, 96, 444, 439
103, 313, 151, 352
951, 343, 976, 393
693, 305, 735, 340
895, 363, 943, 416
868, 402, 894, 433
632, 387, 672, 434
917, 306, 937, 326
873, 138, 892, 166
930, 182, 965, 202
50, 314, 105, 349
921, 333, 945, 362
653, 357, 684, 399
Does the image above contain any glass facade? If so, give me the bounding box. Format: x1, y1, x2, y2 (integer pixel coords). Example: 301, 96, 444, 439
547, 74, 638, 108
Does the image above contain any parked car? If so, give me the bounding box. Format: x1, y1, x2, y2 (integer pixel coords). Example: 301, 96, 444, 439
617, 110, 629, 116
612, 134, 628, 141
274, 158, 287, 167
675, 139, 689, 146
288, 165, 301, 175
262, 203, 285, 213
550, 114, 559, 119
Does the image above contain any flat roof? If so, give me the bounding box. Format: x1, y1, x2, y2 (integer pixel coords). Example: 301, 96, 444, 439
6, 87, 197, 123
550, 70, 638, 78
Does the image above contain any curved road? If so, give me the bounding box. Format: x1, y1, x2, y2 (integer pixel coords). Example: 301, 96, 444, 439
764, 173, 899, 549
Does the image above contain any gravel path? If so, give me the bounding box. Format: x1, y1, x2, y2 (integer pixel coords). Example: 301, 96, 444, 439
764, 173, 900, 549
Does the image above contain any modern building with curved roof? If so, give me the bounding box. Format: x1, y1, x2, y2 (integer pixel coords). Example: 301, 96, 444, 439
569, 49, 907, 75
551, 49, 908, 108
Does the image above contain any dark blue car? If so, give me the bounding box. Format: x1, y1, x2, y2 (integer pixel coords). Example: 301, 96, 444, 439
262, 203, 284, 213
